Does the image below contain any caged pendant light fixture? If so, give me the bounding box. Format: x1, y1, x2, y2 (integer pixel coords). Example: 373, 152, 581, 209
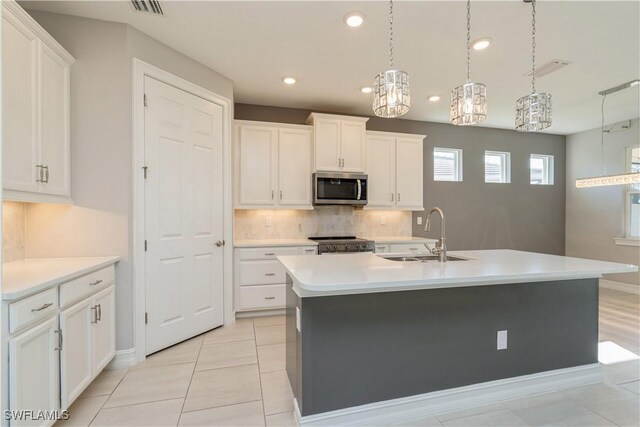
515, 0, 552, 132
450, 0, 487, 126
373, 0, 410, 118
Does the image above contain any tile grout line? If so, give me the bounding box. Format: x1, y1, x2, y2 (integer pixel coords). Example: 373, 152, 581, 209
176, 333, 207, 425
253, 319, 269, 427
87, 368, 130, 426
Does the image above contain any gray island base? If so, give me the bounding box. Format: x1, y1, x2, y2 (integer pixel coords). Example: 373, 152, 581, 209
286, 276, 600, 425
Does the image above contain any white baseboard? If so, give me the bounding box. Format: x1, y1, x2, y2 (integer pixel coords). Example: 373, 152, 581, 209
295, 363, 602, 426
601, 279, 640, 295
236, 308, 285, 319
106, 348, 136, 370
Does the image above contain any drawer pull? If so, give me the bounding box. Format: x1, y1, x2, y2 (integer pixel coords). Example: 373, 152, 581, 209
264, 273, 276, 276
31, 302, 53, 312
264, 296, 276, 300
264, 253, 275, 256
89, 279, 103, 286
304, 249, 315, 252
409, 248, 418, 251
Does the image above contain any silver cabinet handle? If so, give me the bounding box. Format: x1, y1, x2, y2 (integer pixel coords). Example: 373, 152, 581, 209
338, 158, 341, 167
264, 296, 275, 300
31, 302, 53, 312
391, 193, 394, 201
271, 190, 274, 200
265, 273, 276, 276
341, 158, 345, 167
91, 306, 99, 324
215, 240, 225, 247
280, 190, 283, 200
35, 165, 44, 183
97, 304, 102, 322
54, 329, 63, 351
397, 193, 401, 202
264, 252, 275, 256
43, 166, 49, 183
89, 279, 103, 286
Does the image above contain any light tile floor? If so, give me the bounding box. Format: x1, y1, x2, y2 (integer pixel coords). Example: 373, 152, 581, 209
58, 290, 639, 427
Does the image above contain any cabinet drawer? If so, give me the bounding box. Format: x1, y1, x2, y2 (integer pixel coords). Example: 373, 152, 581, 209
60, 266, 115, 308
389, 243, 429, 254
374, 244, 390, 253
239, 260, 285, 286
238, 247, 302, 261
9, 287, 58, 333
238, 284, 285, 310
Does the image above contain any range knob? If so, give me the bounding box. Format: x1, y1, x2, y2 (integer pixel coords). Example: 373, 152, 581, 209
345, 244, 351, 251
359, 244, 367, 250
332, 245, 338, 252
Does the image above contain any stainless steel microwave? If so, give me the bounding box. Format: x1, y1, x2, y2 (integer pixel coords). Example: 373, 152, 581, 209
313, 172, 368, 206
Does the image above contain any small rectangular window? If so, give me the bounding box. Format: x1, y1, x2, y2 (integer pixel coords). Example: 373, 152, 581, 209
626, 146, 640, 238
433, 148, 463, 182
485, 151, 511, 183
530, 154, 554, 185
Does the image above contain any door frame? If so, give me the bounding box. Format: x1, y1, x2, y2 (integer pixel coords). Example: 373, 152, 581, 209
132, 58, 234, 363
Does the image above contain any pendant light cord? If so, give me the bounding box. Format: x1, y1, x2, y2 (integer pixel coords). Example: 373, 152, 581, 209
531, 0, 537, 94
601, 94, 608, 176
389, 0, 394, 68
466, 0, 471, 82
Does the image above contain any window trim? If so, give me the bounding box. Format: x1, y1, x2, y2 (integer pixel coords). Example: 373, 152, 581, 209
624, 146, 640, 238
530, 154, 555, 185
484, 151, 511, 184
433, 147, 463, 182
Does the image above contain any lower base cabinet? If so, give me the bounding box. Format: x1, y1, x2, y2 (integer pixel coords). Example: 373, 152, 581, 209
8, 317, 60, 427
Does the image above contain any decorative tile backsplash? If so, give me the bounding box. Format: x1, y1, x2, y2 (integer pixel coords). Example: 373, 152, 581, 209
234, 207, 412, 239
3, 202, 26, 263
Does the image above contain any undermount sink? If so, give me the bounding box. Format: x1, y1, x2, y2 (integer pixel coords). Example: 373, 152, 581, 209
382, 255, 469, 262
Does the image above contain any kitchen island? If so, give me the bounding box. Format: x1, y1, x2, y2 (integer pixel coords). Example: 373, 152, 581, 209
279, 250, 637, 426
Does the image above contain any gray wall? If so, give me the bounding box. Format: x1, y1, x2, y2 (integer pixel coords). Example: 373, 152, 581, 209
24, 10, 233, 351
235, 104, 567, 255
566, 120, 640, 286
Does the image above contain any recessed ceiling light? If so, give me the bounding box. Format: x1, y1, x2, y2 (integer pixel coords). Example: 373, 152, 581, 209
471, 37, 492, 50
344, 12, 365, 28
282, 77, 296, 85
428, 95, 441, 102
360, 86, 373, 94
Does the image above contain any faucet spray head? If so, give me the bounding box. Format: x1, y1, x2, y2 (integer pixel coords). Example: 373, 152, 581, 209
424, 216, 431, 232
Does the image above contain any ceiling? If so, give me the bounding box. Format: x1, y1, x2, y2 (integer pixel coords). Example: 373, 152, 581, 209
21, 0, 640, 135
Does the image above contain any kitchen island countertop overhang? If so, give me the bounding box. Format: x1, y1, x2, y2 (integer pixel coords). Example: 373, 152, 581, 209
278, 249, 638, 297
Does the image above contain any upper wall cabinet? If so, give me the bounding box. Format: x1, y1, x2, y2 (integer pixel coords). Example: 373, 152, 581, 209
306, 113, 368, 173
2, 0, 75, 204
366, 131, 425, 211
234, 121, 313, 209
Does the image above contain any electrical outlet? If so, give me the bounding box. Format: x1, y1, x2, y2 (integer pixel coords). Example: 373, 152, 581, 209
417, 217, 423, 225
497, 330, 508, 350
266, 216, 273, 227
380, 215, 386, 226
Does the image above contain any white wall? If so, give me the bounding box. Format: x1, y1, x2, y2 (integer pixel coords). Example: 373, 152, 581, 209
23, 10, 233, 351
565, 119, 640, 287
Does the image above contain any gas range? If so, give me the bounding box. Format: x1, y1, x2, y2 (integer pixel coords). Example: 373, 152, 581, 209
308, 236, 375, 254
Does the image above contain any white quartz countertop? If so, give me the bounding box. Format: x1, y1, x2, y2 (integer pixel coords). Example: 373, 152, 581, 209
234, 239, 318, 248
3, 257, 120, 301
278, 250, 638, 297
366, 236, 437, 244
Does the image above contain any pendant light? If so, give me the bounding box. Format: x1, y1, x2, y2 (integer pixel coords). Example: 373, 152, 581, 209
450, 0, 487, 126
575, 80, 640, 188
515, 0, 552, 132
373, 0, 410, 118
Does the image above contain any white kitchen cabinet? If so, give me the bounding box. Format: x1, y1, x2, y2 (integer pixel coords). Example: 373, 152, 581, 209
373, 243, 390, 253
389, 243, 430, 254
306, 113, 368, 173
9, 316, 60, 427
92, 286, 116, 373
234, 121, 312, 209
366, 131, 425, 211
2, 1, 74, 204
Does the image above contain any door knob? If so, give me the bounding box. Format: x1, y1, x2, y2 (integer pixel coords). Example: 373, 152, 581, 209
215, 240, 225, 247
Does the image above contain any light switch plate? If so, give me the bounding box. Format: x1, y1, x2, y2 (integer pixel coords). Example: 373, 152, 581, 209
296, 306, 301, 332
497, 330, 508, 350
266, 216, 273, 227
417, 217, 423, 225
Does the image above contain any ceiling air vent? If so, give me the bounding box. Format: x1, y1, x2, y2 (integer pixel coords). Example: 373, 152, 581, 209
131, 0, 164, 15
523, 59, 570, 78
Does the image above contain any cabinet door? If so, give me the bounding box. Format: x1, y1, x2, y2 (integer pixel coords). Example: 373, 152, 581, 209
395, 137, 424, 210
39, 44, 70, 197
340, 120, 366, 172
366, 134, 396, 208
93, 286, 116, 373
314, 118, 341, 172
9, 316, 60, 427
2, 10, 40, 194
236, 125, 277, 206
278, 128, 312, 207
60, 298, 93, 409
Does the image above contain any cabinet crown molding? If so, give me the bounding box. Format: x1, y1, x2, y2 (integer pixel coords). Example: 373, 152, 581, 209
305, 112, 370, 125
367, 130, 427, 140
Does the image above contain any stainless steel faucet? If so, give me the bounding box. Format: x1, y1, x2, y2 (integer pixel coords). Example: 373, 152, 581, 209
424, 207, 447, 262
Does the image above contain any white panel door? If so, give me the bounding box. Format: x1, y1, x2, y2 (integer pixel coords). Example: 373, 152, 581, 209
340, 120, 366, 172
60, 298, 93, 410
144, 76, 224, 354
366, 134, 396, 208
237, 125, 277, 206
39, 44, 70, 196
278, 128, 312, 206
2, 10, 39, 193
9, 317, 60, 427
396, 137, 424, 210
314, 118, 341, 171
92, 286, 116, 373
